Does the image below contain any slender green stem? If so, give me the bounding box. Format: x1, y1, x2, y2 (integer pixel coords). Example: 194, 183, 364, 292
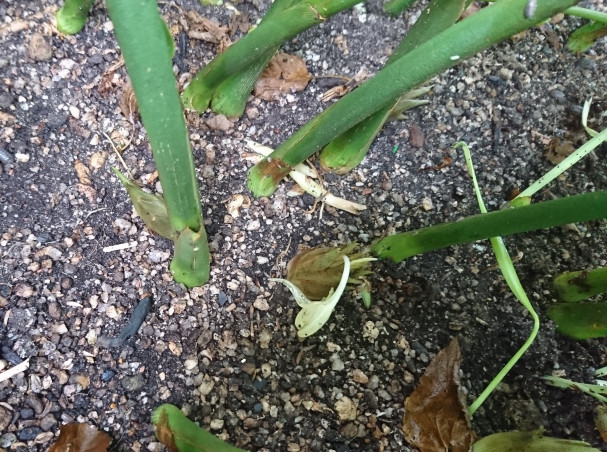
458, 142, 539, 417
247, 0, 579, 197
320, 0, 464, 173
565, 6, 607, 23
516, 127, 607, 200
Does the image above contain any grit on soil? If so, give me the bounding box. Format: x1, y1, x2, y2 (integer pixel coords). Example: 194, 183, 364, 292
1, 0, 607, 451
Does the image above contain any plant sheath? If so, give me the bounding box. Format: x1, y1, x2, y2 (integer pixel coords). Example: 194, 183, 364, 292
372, 191, 607, 262
56, 0, 95, 35
107, 0, 209, 287
247, 0, 578, 197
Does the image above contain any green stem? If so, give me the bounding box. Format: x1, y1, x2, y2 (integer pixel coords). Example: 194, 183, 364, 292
107, 0, 202, 233
458, 142, 539, 417
319, 0, 465, 173
372, 191, 607, 262
182, 0, 362, 112
565, 6, 607, 23
56, 0, 95, 35
247, 0, 579, 197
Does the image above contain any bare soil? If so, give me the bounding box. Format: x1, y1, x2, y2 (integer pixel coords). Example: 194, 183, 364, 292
1, 0, 607, 451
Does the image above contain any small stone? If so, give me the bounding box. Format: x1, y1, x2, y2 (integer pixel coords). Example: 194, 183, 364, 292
101, 369, 115, 382
240, 362, 256, 376
47, 112, 68, 129
60, 277, 73, 290
121, 374, 146, 392
25, 394, 43, 414
409, 123, 424, 148
0, 405, 11, 431
113, 218, 133, 235
210, 419, 224, 430
351, 369, 369, 384
0, 433, 17, 448
335, 397, 357, 421
246, 220, 261, 231
217, 292, 228, 307
422, 197, 434, 211
198, 377, 215, 396
48, 301, 62, 318
331, 356, 345, 371
69, 105, 80, 119
253, 297, 269, 311
367, 375, 379, 390
18, 427, 42, 441
28, 33, 52, 61
40, 414, 57, 431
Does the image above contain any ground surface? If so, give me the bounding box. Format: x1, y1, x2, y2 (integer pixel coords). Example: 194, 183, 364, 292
1, 0, 607, 450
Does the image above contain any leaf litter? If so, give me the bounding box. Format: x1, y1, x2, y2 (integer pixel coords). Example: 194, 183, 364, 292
403, 337, 475, 452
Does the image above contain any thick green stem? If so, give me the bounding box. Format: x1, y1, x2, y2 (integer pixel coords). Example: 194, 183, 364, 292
319, 0, 465, 173
56, 0, 95, 35
182, 0, 363, 112
107, 0, 201, 233
107, 0, 210, 287
372, 191, 607, 262
247, 0, 579, 197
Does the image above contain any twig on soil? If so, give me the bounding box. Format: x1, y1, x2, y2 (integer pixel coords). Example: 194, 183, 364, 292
0, 359, 29, 383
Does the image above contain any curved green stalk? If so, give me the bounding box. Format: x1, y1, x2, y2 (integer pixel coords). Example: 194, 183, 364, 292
565, 6, 607, 23
182, 0, 362, 113
56, 0, 95, 35
247, 0, 579, 197
209, 0, 296, 116
457, 142, 539, 417
319, 0, 464, 173
372, 191, 607, 262
107, 0, 209, 287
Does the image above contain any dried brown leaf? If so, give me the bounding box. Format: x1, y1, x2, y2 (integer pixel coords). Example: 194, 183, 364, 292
74, 160, 91, 185
76, 183, 97, 203
119, 83, 138, 119
48, 422, 111, 452
186, 11, 230, 44
254, 53, 311, 101
403, 337, 475, 452
544, 138, 575, 164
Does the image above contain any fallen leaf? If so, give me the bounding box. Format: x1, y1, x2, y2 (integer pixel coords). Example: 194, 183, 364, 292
48, 423, 111, 452
254, 53, 311, 101
119, 82, 138, 119
186, 11, 230, 45
544, 138, 575, 164
403, 337, 475, 452
595, 405, 607, 442
76, 183, 97, 203
74, 160, 91, 185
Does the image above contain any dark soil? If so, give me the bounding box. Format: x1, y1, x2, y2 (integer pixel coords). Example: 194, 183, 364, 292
1, 0, 607, 451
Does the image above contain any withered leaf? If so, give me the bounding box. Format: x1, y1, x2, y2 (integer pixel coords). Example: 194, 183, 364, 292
403, 337, 475, 452
254, 53, 311, 101
119, 82, 138, 119
74, 160, 91, 185
544, 138, 575, 165
186, 11, 230, 45
48, 422, 111, 452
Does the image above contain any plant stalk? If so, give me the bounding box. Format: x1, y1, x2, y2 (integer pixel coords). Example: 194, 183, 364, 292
247, 0, 579, 197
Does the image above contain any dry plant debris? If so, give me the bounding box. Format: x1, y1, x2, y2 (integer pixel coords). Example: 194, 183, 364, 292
403, 337, 475, 452
254, 53, 312, 101
47, 423, 111, 452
